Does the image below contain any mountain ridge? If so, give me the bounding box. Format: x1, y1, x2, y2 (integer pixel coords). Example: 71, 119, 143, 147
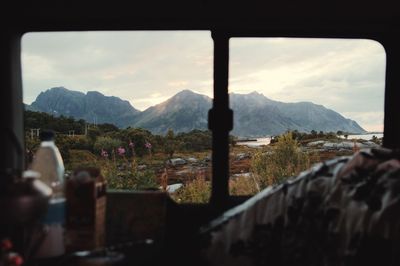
30, 87, 140, 127
26, 87, 366, 136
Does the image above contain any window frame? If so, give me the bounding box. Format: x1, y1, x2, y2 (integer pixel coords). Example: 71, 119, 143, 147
210, 29, 396, 206
2, 25, 399, 209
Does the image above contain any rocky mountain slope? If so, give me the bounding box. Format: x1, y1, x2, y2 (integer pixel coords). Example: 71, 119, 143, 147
26, 87, 366, 136
30, 87, 140, 127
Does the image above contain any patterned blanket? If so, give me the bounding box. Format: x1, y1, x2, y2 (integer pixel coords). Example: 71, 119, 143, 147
199, 148, 400, 266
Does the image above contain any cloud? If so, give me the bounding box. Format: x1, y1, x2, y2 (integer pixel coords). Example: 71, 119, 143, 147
229, 38, 386, 130
22, 33, 385, 131
342, 111, 384, 132
22, 31, 213, 105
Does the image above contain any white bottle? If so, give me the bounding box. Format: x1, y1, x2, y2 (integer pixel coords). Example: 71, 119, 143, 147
30, 130, 66, 258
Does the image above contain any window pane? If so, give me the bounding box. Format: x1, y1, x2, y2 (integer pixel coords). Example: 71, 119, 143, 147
229, 38, 385, 195
22, 31, 213, 203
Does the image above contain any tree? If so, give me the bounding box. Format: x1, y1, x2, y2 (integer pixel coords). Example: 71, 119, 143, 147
371, 135, 381, 145
87, 127, 101, 144
25, 135, 40, 165
310, 130, 317, 137
164, 129, 177, 159
24, 110, 86, 135
176, 130, 211, 152
98, 123, 119, 133
291, 130, 304, 141
54, 134, 72, 163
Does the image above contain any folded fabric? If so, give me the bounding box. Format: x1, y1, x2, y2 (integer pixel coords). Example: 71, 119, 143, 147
199, 148, 400, 266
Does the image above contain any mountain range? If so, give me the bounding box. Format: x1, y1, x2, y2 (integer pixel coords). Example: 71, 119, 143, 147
25, 87, 366, 136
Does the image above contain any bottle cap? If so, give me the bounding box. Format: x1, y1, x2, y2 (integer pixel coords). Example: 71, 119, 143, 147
39, 130, 55, 141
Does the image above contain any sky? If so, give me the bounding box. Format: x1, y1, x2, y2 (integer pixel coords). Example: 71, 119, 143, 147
22, 31, 386, 132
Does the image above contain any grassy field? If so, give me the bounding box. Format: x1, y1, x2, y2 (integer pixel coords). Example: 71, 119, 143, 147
65, 132, 361, 203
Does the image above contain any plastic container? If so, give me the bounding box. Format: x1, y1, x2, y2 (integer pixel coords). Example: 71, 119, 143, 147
30, 130, 66, 259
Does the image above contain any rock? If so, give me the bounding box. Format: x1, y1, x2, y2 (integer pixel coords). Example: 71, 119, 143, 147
322, 142, 336, 150
175, 168, 194, 176
362, 141, 380, 148
203, 155, 211, 162
235, 153, 250, 160
307, 140, 326, 147
167, 158, 187, 166
342, 142, 355, 149
231, 173, 252, 179
320, 141, 376, 151
166, 183, 183, 193
187, 157, 198, 163
137, 164, 147, 170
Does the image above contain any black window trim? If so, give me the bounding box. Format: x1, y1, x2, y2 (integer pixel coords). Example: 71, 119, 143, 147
210, 29, 399, 208
1, 27, 399, 209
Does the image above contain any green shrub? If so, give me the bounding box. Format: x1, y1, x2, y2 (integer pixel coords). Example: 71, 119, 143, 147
251, 132, 310, 189
176, 130, 211, 152
229, 175, 260, 196
68, 135, 92, 150
116, 128, 154, 157
67, 149, 98, 170
172, 175, 211, 203
102, 159, 158, 190
93, 136, 122, 155
164, 129, 178, 158
54, 134, 72, 163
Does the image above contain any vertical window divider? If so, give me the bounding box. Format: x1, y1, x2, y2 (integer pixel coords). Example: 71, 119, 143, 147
0, 32, 24, 174
209, 31, 233, 208
382, 37, 400, 149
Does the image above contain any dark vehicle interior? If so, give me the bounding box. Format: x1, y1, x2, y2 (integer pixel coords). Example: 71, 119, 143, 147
1, 0, 400, 265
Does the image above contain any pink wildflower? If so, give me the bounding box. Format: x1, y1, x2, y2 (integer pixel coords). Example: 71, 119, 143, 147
101, 149, 108, 158
129, 141, 134, 148
117, 147, 126, 156
145, 142, 152, 150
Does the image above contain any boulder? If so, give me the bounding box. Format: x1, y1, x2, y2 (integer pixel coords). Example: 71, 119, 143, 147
166, 183, 183, 193
231, 173, 251, 179
307, 140, 326, 147
187, 157, 198, 163
167, 158, 187, 166
235, 153, 250, 160
137, 164, 147, 170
